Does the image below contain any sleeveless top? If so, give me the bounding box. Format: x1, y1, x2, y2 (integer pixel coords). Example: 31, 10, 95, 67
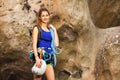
37, 29, 52, 53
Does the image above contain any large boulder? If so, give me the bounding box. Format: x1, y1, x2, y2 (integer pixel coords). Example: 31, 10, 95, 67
0, 0, 120, 80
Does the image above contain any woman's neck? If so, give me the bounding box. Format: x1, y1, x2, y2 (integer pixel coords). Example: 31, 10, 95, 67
42, 23, 48, 28
40, 22, 50, 31
38, 22, 48, 28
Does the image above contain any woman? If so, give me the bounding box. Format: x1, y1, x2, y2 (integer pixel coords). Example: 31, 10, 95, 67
32, 8, 59, 80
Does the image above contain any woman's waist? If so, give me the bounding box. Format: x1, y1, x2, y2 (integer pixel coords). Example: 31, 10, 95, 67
38, 47, 52, 50
37, 47, 52, 53
38, 39, 51, 42
38, 41, 51, 46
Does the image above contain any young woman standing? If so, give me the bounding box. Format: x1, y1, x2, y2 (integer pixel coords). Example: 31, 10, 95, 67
32, 8, 59, 80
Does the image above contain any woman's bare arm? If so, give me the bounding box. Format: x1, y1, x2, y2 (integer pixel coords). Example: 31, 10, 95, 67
54, 29, 59, 47
32, 27, 39, 59
49, 24, 59, 47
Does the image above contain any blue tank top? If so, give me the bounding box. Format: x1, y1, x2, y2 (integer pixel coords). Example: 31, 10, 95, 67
37, 29, 52, 53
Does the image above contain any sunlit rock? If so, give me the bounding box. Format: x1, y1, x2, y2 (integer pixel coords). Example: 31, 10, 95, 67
0, 0, 120, 80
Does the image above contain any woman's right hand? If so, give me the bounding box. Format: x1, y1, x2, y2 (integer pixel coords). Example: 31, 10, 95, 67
35, 56, 42, 68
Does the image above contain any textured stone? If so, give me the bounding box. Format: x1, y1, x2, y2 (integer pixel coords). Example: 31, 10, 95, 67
0, 0, 120, 80
88, 0, 120, 28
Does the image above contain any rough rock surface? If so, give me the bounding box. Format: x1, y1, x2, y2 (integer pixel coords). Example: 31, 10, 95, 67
0, 0, 120, 80
88, 0, 120, 28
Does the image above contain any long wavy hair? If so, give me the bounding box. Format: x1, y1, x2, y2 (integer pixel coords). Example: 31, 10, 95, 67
37, 8, 50, 27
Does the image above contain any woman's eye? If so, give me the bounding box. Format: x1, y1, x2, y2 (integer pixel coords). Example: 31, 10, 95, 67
41, 15, 44, 17
46, 14, 49, 16
41, 14, 49, 17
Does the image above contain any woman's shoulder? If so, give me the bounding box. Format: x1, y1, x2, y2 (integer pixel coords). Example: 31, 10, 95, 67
33, 25, 38, 28
33, 25, 41, 30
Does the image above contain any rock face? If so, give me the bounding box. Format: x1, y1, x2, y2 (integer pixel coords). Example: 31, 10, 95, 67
88, 0, 120, 28
94, 29, 120, 80
0, 0, 120, 80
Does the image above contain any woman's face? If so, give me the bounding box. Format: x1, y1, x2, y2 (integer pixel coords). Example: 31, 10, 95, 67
40, 11, 50, 24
